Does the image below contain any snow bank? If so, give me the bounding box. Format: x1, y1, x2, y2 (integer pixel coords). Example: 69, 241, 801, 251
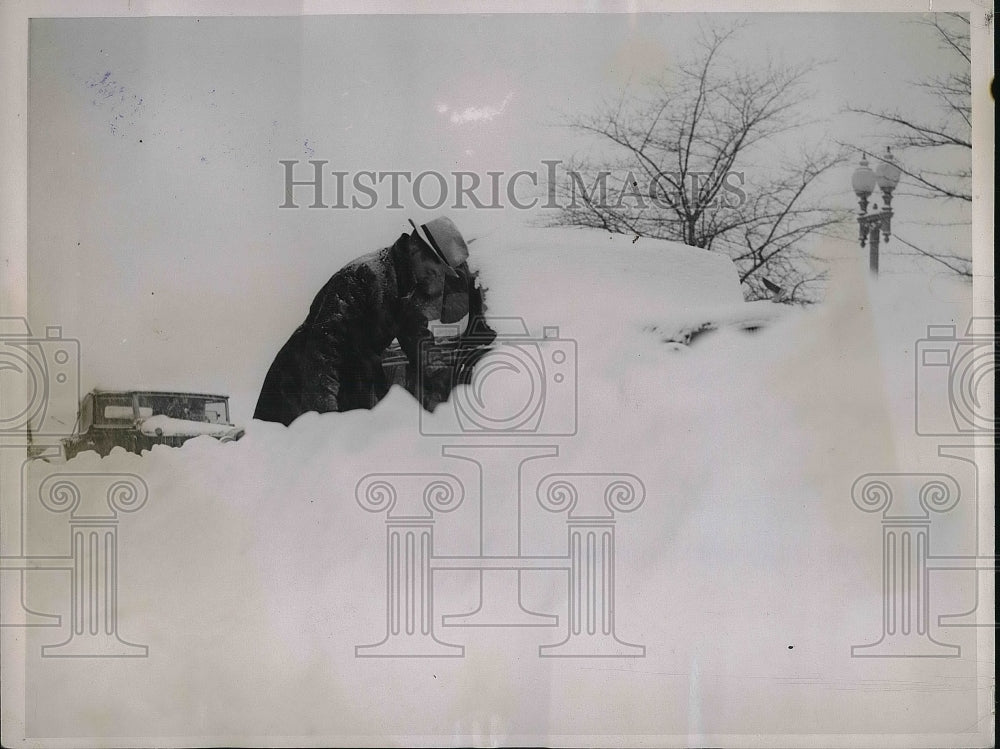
18, 230, 981, 742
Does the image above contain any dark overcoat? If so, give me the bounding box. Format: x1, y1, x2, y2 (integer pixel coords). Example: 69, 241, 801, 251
254, 231, 472, 425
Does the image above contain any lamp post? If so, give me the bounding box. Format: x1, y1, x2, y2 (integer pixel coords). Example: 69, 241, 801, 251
851, 147, 902, 276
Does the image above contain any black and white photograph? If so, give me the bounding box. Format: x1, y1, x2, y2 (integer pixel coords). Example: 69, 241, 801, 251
0, 1, 994, 746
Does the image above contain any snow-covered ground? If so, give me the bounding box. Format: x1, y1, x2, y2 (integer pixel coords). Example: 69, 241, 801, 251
13, 228, 988, 744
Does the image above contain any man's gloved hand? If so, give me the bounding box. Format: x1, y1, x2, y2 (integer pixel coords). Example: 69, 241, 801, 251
406, 338, 455, 411
420, 365, 454, 412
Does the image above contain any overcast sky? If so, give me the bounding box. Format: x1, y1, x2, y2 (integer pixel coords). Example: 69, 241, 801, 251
27, 13, 975, 422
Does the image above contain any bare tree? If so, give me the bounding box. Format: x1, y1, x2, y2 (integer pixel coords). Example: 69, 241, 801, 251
550, 25, 846, 303
846, 13, 972, 277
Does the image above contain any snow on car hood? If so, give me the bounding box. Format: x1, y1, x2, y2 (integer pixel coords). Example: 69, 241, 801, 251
467, 226, 788, 349
139, 414, 243, 439
643, 299, 789, 344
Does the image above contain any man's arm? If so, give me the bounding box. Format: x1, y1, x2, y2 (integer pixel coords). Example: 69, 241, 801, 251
297, 270, 372, 414
396, 305, 453, 411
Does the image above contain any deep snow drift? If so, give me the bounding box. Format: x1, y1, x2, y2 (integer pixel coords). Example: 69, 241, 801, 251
16, 228, 984, 743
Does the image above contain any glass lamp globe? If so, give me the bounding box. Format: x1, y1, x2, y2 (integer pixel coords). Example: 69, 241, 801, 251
852, 154, 876, 198
875, 146, 902, 192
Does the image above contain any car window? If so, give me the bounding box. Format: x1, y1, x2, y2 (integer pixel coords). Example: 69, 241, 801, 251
88, 393, 229, 425
100, 401, 136, 422
136, 394, 190, 419
204, 400, 228, 424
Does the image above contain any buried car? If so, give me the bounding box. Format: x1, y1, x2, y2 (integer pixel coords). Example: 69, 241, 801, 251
379, 227, 789, 410
61, 390, 244, 459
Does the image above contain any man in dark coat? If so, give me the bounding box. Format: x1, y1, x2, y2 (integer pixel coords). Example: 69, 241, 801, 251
254, 217, 481, 425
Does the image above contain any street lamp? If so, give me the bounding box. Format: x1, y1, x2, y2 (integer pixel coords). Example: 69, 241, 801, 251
851, 147, 901, 275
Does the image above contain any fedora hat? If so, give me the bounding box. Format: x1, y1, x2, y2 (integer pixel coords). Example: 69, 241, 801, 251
408, 217, 470, 269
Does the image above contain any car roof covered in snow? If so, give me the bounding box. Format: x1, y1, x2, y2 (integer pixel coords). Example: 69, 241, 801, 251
89, 389, 230, 400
